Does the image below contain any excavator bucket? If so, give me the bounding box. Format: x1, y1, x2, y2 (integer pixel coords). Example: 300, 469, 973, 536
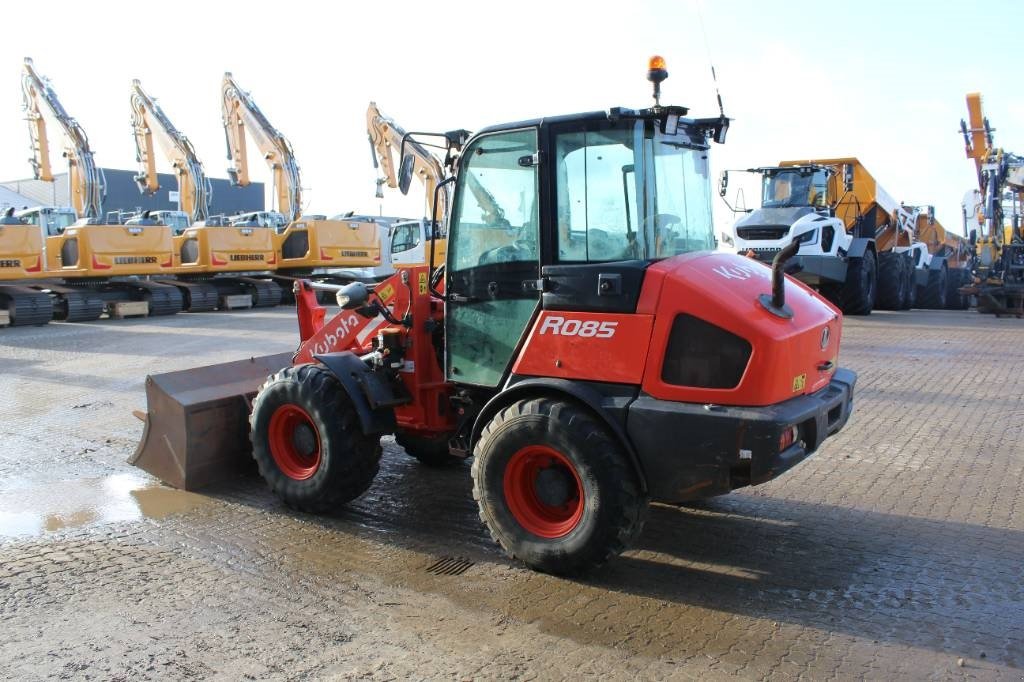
130, 353, 293, 490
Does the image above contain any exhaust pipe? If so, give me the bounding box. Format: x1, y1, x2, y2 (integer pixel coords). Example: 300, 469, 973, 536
759, 238, 800, 319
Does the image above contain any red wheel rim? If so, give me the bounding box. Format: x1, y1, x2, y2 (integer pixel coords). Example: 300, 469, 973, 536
267, 404, 321, 480
503, 445, 584, 538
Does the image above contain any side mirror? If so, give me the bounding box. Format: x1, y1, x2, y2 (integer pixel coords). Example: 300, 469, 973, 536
719, 170, 729, 198
969, 229, 978, 245
335, 281, 369, 309
398, 154, 415, 196
713, 118, 729, 144
843, 164, 854, 192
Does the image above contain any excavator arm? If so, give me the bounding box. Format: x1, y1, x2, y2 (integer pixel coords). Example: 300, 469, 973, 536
366, 102, 449, 223
130, 79, 211, 223
221, 73, 302, 222
21, 57, 104, 220
960, 92, 1024, 246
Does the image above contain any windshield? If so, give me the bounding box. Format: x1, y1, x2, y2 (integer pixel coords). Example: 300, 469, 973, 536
160, 212, 191, 233
555, 121, 713, 262
762, 168, 828, 208
231, 211, 287, 229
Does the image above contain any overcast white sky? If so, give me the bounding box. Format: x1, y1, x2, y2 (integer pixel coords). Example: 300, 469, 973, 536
1, 0, 1020, 235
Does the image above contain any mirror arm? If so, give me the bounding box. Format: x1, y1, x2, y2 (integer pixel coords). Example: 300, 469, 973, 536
429, 177, 456, 300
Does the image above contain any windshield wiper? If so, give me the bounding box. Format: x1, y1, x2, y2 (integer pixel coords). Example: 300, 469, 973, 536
659, 140, 707, 151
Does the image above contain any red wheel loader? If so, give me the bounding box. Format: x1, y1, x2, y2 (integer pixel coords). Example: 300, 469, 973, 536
133, 58, 856, 574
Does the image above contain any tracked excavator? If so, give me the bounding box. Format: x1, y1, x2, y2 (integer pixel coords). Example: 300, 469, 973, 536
130, 79, 280, 311
367, 102, 449, 269
133, 58, 856, 574
719, 158, 968, 313
0, 207, 53, 326
221, 73, 381, 291
960, 92, 1024, 316
17, 58, 182, 321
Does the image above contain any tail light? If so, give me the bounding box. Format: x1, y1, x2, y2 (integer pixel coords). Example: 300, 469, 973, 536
779, 425, 799, 451
661, 314, 752, 389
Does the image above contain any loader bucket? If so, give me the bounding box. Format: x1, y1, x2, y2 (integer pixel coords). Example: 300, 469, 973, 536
130, 353, 293, 490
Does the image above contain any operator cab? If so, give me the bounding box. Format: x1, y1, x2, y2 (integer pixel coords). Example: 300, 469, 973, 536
15, 206, 77, 236
230, 211, 288, 232
444, 106, 726, 387
143, 210, 191, 234
761, 166, 831, 211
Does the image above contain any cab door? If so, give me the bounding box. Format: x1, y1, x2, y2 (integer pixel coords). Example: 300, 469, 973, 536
445, 128, 540, 387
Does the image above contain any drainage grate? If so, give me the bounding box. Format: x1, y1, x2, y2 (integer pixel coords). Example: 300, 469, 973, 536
425, 556, 474, 576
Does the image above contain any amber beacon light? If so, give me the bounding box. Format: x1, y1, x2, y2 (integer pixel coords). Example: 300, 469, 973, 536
647, 55, 668, 107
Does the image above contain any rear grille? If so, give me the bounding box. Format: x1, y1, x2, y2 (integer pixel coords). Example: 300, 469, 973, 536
737, 226, 789, 241
661, 314, 752, 389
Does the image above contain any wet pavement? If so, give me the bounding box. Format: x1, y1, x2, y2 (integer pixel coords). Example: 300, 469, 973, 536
1, 308, 1022, 680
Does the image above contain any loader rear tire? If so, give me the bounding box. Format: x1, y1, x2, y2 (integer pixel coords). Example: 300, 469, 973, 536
472, 398, 648, 576
839, 250, 876, 315
395, 431, 461, 467
250, 363, 381, 513
875, 251, 906, 310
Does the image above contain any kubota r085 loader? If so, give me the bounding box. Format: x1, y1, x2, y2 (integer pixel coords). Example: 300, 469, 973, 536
133, 58, 856, 574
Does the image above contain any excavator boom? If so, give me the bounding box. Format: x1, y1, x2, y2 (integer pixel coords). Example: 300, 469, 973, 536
221, 73, 302, 221
367, 102, 449, 223
130, 79, 212, 223
22, 57, 104, 220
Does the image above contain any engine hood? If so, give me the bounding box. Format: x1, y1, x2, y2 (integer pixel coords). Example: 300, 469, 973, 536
735, 206, 816, 228
639, 251, 843, 407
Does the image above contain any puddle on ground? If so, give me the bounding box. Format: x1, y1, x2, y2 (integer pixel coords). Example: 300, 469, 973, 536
0, 473, 211, 539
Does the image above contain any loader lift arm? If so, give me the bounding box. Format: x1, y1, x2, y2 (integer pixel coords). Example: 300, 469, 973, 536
21, 57, 104, 220
366, 102, 450, 225
130, 79, 212, 224
221, 73, 302, 222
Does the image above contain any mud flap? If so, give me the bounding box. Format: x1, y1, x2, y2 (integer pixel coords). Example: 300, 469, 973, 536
130, 353, 293, 490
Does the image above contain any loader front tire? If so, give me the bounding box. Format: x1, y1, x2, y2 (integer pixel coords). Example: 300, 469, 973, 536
250, 363, 381, 513
472, 398, 648, 576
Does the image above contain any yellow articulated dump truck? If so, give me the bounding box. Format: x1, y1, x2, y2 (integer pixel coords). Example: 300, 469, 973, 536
719, 158, 969, 314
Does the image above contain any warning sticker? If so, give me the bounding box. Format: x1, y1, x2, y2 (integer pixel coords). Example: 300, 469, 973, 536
792, 373, 807, 392
418, 272, 428, 295
377, 284, 395, 302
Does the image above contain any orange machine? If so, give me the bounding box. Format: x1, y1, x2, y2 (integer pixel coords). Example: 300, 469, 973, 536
133, 58, 856, 576
0, 209, 52, 326
221, 73, 382, 289
19, 58, 182, 320
959, 92, 1023, 315
130, 79, 280, 310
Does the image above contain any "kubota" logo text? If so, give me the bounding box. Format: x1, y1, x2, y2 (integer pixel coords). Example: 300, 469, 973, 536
538, 316, 618, 338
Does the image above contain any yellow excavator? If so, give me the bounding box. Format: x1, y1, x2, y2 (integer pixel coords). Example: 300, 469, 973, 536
0, 207, 53, 326
960, 92, 1024, 316
18, 58, 183, 320
366, 101, 449, 269
130, 79, 280, 311
221, 73, 382, 291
